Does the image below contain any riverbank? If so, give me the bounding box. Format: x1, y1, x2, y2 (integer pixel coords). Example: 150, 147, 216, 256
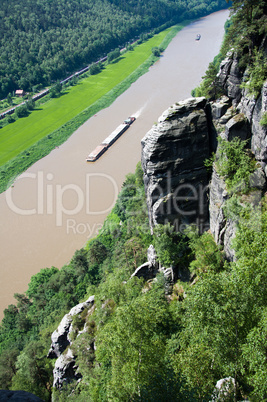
0, 10, 230, 320
0, 24, 186, 194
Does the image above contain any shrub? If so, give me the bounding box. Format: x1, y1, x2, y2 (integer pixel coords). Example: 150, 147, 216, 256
215, 137, 256, 192
241, 51, 267, 98
15, 104, 29, 118
107, 48, 120, 63
260, 111, 267, 127
89, 63, 101, 75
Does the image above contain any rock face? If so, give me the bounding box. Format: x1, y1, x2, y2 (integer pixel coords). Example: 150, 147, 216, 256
209, 53, 267, 258
131, 244, 159, 281
48, 295, 95, 359
209, 169, 236, 260
218, 52, 243, 104
218, 54, 267, 166
53, 348, 81, 390
131, 244, 190, 288
142, 97, 213, 234
48, 296, 95, 390
246, 80, 267, 165
141, 53, 267, 259
211, 377, 235, 401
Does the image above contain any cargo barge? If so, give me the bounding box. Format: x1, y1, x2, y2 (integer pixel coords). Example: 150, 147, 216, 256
86, 117, 136, 162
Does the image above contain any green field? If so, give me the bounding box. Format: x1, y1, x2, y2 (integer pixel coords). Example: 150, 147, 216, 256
0, 24, 185, 192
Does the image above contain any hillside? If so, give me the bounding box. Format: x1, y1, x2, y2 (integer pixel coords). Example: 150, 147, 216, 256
0, 0, 227, 99
0, 0, 267, 401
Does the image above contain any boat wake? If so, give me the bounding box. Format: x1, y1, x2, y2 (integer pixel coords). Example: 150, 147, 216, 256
132, 103, 147, 119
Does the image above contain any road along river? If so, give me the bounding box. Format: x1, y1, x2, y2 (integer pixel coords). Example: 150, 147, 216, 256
0, 9, 229, 319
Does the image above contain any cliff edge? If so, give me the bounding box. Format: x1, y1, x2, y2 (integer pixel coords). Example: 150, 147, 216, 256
141, 53, 267, 259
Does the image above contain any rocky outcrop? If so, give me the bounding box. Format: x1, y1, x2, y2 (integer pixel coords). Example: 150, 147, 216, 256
141, 97, 213, 235
211, 95, 231, 120
218, 51, 243, 104
53, 348, 81, 390
219, 53, 267, 166
48, 296, 95, 390
0, 390, 44, 401
241, 80, 267, 165
131, 244, 190, 290
141, 53, 267, 259
208, 53, 267, 257
211, 377, 235, 401
209, 169, 236, 261
222, 113, 251, 142
48, 295, 94, 359
131, 244, 159, 281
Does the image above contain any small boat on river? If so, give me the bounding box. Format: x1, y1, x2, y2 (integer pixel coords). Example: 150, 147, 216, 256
86, 117, 136, 162
195, 34, 201, 40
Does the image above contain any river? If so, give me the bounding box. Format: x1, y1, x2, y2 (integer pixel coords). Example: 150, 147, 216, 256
0, 9, 229, 319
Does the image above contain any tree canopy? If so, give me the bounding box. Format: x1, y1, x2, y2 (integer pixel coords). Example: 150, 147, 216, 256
0, 0, 228, 99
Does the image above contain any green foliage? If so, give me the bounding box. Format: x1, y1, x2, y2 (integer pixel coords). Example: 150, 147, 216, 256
151, 46, 162, 57
0, 348, 19, 389
194, 0, 267, 100
0, 161, 151, 396
215, 136, 256, 192
1, 160, 267, 400
223, 0, 267, 69
0, 0, 228, 99
188, 230, 224, 274
7, 93, 12, 105
0, 27, 176, 192
7, 115, 15, 124
193, 62, 222, 99
153, 223, 188, 267
240, 50, 267, 97
11, 340, 53, 401
26, 98, 35, 110
50, 82, 62, 98
89, 63, 101, 75
107, 48, 120, 63
260, 111, 267, 126
242, 309, 267, 400
27, 267, 59, 299
94, 281, 186, 401
15, 104, 29, 118
204, 151, 215, 173
172, 199, 267, 399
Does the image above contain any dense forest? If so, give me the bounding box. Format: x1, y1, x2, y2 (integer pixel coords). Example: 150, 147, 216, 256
0, 159, 267, 400
0, 0, 228, 99
1, 0, 267, 401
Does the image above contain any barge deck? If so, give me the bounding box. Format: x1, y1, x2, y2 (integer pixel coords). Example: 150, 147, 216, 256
86, 117, 135, 162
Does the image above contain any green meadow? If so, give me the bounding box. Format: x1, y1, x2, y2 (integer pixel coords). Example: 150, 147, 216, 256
0, 24, 185, 192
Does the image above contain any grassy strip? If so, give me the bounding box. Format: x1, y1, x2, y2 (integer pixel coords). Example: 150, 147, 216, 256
0, 30, 172, 166
0, 24, 184, 193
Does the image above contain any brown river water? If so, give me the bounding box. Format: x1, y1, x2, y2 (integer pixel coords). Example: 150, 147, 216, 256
0, 9, 229, 319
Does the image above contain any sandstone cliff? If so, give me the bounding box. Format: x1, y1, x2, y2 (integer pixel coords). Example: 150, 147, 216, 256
209, 53, 267, 259
141, 97, 213, 235
48, 296, 95, 390
141, 53, 267, 260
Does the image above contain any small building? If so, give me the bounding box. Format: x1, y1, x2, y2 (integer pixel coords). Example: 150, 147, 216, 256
15, 89, 25, 97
